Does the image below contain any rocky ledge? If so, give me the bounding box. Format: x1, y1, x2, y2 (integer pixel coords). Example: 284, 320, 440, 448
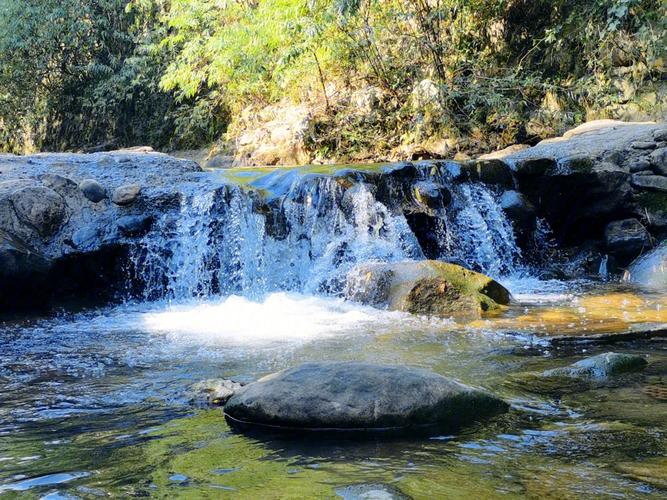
0, 151, 201, 311
223, 362, 509, 433
1, 120, 666, 313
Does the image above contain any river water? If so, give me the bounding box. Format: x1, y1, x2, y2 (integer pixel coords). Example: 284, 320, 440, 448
1, 164, 666, 498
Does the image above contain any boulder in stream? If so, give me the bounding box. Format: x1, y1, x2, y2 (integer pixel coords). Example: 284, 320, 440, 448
345, 260, 510, 319
224, 362, 509, 432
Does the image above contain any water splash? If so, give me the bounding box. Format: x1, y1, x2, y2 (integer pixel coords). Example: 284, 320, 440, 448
443, 183, 522, 277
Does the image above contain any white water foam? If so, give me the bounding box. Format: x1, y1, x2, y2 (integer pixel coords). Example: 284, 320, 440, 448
140, 293, 432, 344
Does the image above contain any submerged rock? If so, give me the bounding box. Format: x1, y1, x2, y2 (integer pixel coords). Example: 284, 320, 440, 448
543, 352, 648, 379
224, 362, 509, 432
336, 483, 410, 500
191, 378, 244, 406
510, 353, 648, 395
345, 260, 510, 319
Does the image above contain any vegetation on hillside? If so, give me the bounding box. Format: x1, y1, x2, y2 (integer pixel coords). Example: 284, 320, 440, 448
0, 0, 664, 158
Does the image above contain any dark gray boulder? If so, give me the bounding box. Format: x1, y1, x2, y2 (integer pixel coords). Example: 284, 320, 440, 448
604, 218, 651, 262
224, 362, 509, 432
79, 179, 106, 202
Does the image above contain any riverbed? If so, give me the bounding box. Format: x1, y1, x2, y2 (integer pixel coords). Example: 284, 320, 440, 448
1, 278, 666, 498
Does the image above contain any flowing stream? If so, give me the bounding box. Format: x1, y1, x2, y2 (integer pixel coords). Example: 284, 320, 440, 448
1, 164, 666, 498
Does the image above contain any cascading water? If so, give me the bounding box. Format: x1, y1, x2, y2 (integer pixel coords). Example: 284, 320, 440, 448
442, 183, 522, 277
128, 167, 528, 302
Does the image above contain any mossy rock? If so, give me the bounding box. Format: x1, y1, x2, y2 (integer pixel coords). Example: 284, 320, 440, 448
345, 260, 510, 320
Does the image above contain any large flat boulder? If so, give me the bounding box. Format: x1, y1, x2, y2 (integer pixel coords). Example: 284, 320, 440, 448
345, 260, 510, 319
224, 362, 509, 432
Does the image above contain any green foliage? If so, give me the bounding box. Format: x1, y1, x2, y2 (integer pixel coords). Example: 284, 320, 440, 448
0, 0, 664, 156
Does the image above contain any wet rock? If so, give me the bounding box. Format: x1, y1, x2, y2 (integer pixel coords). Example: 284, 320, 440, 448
627, 241, 667, 290
0, 231, 51, 310
604, 218, 651, 263
224, 362, 509, 432
461, 159, 514, 187
191, 378, 244, 406
345, 260, 510, 319
412, 180, 451, 211
117, 215, 153, 237
500, 190, 537, 231
631, 141, 656, 150
628, 159, 652, 173
544, 352, 647, 379
344, 265, 394, 306
649, 147, 667, 175
654, 129, 667, 142
79, 179, 106, 203
631, 174, 667, 192
112, 184, 141, 206
10, 185, 67, 236
71, 226, 102, 250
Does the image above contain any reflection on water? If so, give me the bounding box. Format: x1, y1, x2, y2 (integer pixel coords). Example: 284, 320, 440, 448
0, 279, 666, 497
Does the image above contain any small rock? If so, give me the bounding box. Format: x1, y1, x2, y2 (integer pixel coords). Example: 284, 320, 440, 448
117, 215, 153, 237
633, 170, 655, 176
112, 184, 141, 206
544, 352, 647, 379
649, 147, 667, 175
604, 218, 651, 261
224, 362, 509, 432
79, 179, 106, 203
629, 160, 652, 173
653, 129, 667, 142
630, 141, 656, 150
191, 378, 244, 406
631, 174, 667, 192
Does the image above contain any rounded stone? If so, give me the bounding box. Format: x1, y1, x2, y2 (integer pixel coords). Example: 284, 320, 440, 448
224, 362, 509, 432
10, 186, 66, 236
112, 184, 141, 206
79, 179, 106, 203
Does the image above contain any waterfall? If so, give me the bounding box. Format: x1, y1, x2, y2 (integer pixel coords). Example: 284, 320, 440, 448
443, 183, 522, 277
127, 168, 527, 302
